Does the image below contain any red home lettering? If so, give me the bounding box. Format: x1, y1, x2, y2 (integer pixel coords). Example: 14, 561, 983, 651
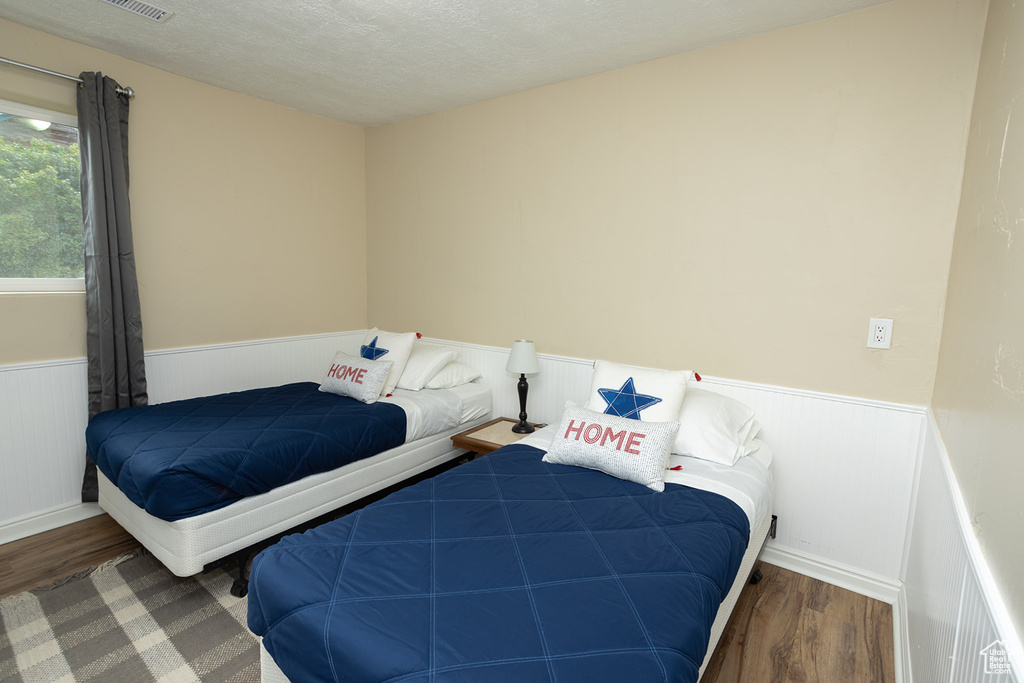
624, 431, 646, 455
342, 366, 366, 384
600, 427, 626, 450
583, 423, 603, 444
564, 419, 585, 440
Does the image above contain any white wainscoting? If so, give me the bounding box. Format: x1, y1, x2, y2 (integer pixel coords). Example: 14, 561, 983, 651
3, 332, 923, 585
903, 412, 1023, 683
0, 358, 92, 540
145, 331, 363, 404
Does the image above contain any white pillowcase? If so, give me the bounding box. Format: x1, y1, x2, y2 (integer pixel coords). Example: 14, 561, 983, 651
584, 360, 692, 423
544, 401, 679, 492
319, 352, 393, 404
359, 328, 416, 397
397, 342, 459, 391
424, 361, 482, 389
672, 386, 761, 466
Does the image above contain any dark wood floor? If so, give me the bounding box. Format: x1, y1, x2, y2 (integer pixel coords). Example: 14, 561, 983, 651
0, 513, 139, 599
1, 517, 894, 682
702, 563, 895, 682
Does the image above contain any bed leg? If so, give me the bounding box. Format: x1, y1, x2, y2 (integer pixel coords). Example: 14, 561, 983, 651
749, 567, 763, 585
230, 552, 250, 598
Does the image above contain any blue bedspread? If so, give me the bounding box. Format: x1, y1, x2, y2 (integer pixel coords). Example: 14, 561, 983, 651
88, 382, 406, 521
248, 443, 750, 683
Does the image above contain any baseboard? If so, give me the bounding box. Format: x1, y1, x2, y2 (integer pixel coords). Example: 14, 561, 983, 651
760, 543, 902, 604
0, 502, 104, 547
892, 585, 913, 683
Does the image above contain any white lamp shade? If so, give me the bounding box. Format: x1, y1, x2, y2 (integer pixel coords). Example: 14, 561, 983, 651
506, 340, 540, 374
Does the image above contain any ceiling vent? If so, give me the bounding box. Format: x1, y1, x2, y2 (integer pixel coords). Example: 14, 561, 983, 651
99, 0, 174, 23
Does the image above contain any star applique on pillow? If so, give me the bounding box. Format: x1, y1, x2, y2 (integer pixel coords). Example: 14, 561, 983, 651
358, 328, 418, 396
597, 377, 663, 419
360, 335, 390, 361
585, 360, 692, 424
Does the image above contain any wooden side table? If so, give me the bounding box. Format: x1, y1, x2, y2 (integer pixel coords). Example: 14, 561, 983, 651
451, 417, 545, 456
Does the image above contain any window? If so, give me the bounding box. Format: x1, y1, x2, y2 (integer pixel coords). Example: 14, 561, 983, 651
0, 98, 84, 292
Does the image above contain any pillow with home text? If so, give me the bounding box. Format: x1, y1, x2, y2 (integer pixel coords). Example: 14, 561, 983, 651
319, 351, 393, 404
584, 360, 692, 424
359, 328, 416, 396
544, 401, 679, 492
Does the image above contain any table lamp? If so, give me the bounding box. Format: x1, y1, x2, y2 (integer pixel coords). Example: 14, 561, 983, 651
506, 340, 540, 434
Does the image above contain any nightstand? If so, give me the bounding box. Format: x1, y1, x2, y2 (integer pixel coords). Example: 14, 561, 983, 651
451, 417, 545, 456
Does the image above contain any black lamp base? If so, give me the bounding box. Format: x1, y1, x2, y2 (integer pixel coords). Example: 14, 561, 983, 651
511, 420, 535, 434
512, 373, 535, 434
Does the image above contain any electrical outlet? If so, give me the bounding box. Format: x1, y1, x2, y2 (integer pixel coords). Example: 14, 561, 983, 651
867, 318, 893, 349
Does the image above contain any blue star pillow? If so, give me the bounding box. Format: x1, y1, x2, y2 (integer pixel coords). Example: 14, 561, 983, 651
585, 360, 692, 424
359, 328, 417, 397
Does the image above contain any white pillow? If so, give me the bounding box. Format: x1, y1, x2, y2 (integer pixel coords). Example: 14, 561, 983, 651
360, 328, 416, 396
544, 401, 679, 492
584, 360, 692, 423
319, 352, 393, 404
423, 361, 482, 389
672, 386, 760, 465
397, 342, 459, 391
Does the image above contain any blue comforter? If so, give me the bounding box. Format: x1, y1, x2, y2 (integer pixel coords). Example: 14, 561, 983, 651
88, 382, 406, 521
248, 443, 750, 683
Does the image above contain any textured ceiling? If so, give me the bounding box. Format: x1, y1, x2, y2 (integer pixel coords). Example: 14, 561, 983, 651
0, 0, 888, 127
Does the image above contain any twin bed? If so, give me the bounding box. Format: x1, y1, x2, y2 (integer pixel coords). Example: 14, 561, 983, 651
249, 430, 773, 683
87, 344, 775, 683
88, 349, 492, 591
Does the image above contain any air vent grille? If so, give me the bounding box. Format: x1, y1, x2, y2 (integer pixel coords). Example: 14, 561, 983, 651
99, 0, 174, 23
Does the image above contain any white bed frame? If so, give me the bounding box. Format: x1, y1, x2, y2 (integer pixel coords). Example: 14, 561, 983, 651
257, 509, 775, 683
99, 417, 491, 579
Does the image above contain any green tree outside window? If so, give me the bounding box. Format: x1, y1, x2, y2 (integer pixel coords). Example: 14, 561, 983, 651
0, 116, 84, 279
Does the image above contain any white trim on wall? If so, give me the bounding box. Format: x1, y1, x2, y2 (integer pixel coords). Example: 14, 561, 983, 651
1, 331, 923, 585
903, 411, 1023, 683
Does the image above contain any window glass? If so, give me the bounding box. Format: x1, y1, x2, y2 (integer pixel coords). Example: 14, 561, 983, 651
0, 99, 84, 290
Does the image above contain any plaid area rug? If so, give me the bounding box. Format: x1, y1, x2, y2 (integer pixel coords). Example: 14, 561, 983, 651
0, 552, 258, 682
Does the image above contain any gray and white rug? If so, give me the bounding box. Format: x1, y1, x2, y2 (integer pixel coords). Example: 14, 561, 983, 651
0, 552, 258, 682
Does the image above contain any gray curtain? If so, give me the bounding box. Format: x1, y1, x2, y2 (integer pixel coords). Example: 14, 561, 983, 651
78, 72, 148, 502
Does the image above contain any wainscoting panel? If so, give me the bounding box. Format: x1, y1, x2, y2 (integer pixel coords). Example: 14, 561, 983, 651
904, 413, 1022, 683
145, 331, 362, 404
0, 359, 89, 531
0, 332, 925, 587
696, 378, 925, 580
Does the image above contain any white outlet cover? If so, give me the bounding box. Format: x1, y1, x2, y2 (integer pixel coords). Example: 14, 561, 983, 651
867, 318, 893, 349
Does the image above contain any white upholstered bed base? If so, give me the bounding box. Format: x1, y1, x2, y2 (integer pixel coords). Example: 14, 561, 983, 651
99, 416, 491, 577
257, 510, 775, 683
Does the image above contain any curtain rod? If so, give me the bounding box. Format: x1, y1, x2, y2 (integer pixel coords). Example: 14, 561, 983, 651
0, 56, 135, 99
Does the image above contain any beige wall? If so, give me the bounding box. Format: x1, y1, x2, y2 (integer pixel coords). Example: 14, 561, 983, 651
366, 0, 987, 404
0, 19, 367, 364
932, 1, 1024, 636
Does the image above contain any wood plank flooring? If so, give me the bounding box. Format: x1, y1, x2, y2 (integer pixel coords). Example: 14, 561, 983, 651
1, 518, 894, 682
0, 514, 138, 599
701, 563, 895, 682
